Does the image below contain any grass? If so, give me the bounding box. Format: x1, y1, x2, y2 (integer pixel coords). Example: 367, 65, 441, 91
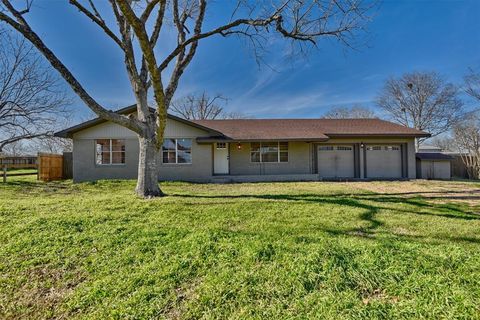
1, 168, 38, 179
1, 177, 480, 319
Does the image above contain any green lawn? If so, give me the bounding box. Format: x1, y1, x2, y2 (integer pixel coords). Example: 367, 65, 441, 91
1, 178, 480, 319
1, 168, 38, 181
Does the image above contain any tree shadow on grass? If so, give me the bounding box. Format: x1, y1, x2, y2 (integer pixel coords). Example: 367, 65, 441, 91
172, 193, 479, 221
170, 192, 480, 245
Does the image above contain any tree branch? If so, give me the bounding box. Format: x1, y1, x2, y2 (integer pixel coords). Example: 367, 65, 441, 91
164, 0, 207, 105
0, 2, 144, 133
0, 132, 50, 152
149, 0, 166, 46
69, 0, 125, 50
116, 0, 167, 147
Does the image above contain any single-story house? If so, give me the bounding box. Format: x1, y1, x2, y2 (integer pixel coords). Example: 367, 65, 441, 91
55, 105, 430, 183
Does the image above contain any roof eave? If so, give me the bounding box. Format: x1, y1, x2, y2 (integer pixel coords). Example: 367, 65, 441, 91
325, 133, 431, 138
54, 117, 106, 138
415, 152, 454, 160
166, 114, 224, 136
54, 105, 225, 138
196, 137, 330, 143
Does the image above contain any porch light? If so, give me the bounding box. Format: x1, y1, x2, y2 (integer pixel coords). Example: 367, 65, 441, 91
237, 143, 242, 150
360, 142, 365, 148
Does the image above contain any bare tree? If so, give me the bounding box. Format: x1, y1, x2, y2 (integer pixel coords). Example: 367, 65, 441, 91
35, 136, 72, 154
322, 105, 376, 119
376, 71, 464, 150
223, 111, 250, 120
452, 113, 480, 179
1, 140, 29, 156
0, 32, 69, 153
430, 135, 454, 152
171, 92, 248, 120
0, 0, 376, 197
1, 136, 72, 156
172, 92, 225, 120
465, 68, 480, 102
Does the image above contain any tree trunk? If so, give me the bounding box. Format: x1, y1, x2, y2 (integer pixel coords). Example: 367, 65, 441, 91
136, 135, 163, 197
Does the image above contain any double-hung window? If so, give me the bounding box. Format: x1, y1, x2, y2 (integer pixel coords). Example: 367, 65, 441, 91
162, 138, 192, 164
95, 139, 126, 165
251, 142, 288, 163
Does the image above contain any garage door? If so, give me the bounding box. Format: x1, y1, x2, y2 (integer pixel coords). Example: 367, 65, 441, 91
365, 145, 402, 178
421, 160, 451, 180
318, 145, 355, 178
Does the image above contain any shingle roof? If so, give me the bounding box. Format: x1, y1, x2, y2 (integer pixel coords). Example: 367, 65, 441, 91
193, 118, 430, 141
54, 105, 223, 138
416, 152, 454, 160
55, 104, 430, 140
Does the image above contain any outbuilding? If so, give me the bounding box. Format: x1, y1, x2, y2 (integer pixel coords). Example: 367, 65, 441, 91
416, 152, 453, 180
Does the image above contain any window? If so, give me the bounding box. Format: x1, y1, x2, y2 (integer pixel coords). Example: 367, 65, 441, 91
385, 145, 400, 151
250, 142, 288, 162
337, 146, 353, 151
261, 142, 279, 162
216, 142, 226, 149
162, 138, 192, 164
251, 143, 261, 162
319, 146, 334, 151
366, 146, 382, 151
95, 139, 125, 165
279, 142, 288, 162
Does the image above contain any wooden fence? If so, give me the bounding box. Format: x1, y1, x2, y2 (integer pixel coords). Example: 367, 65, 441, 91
1, 156, 38, 182
38, 153, 63, 181
1, 153, 71, 182
63, 152, 73, 179
451, 155, 469, 179
0, 156, 37, 166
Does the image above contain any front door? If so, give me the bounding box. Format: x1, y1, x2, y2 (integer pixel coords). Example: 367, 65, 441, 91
214, 142, 229, 175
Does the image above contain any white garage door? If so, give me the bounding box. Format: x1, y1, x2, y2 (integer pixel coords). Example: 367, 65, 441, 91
365, 145, 402, 178
318, 145, 355, 178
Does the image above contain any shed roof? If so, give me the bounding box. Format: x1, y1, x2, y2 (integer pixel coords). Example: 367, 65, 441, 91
416, 152, 454, 160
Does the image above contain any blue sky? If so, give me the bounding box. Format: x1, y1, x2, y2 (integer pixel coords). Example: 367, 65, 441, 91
22, 0, 480, 120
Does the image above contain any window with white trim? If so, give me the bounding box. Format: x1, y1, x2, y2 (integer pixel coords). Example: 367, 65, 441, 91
251, 142, 288, 162
95, 139, 126, 165
337, 146, 353, 151
162, 138, 192, 164
366, 146, 382, 151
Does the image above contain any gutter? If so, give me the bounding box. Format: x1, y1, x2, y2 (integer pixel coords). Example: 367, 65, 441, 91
196, 137, 330, 144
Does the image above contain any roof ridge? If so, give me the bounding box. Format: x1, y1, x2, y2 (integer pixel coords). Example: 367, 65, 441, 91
194, 118, 382, 121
